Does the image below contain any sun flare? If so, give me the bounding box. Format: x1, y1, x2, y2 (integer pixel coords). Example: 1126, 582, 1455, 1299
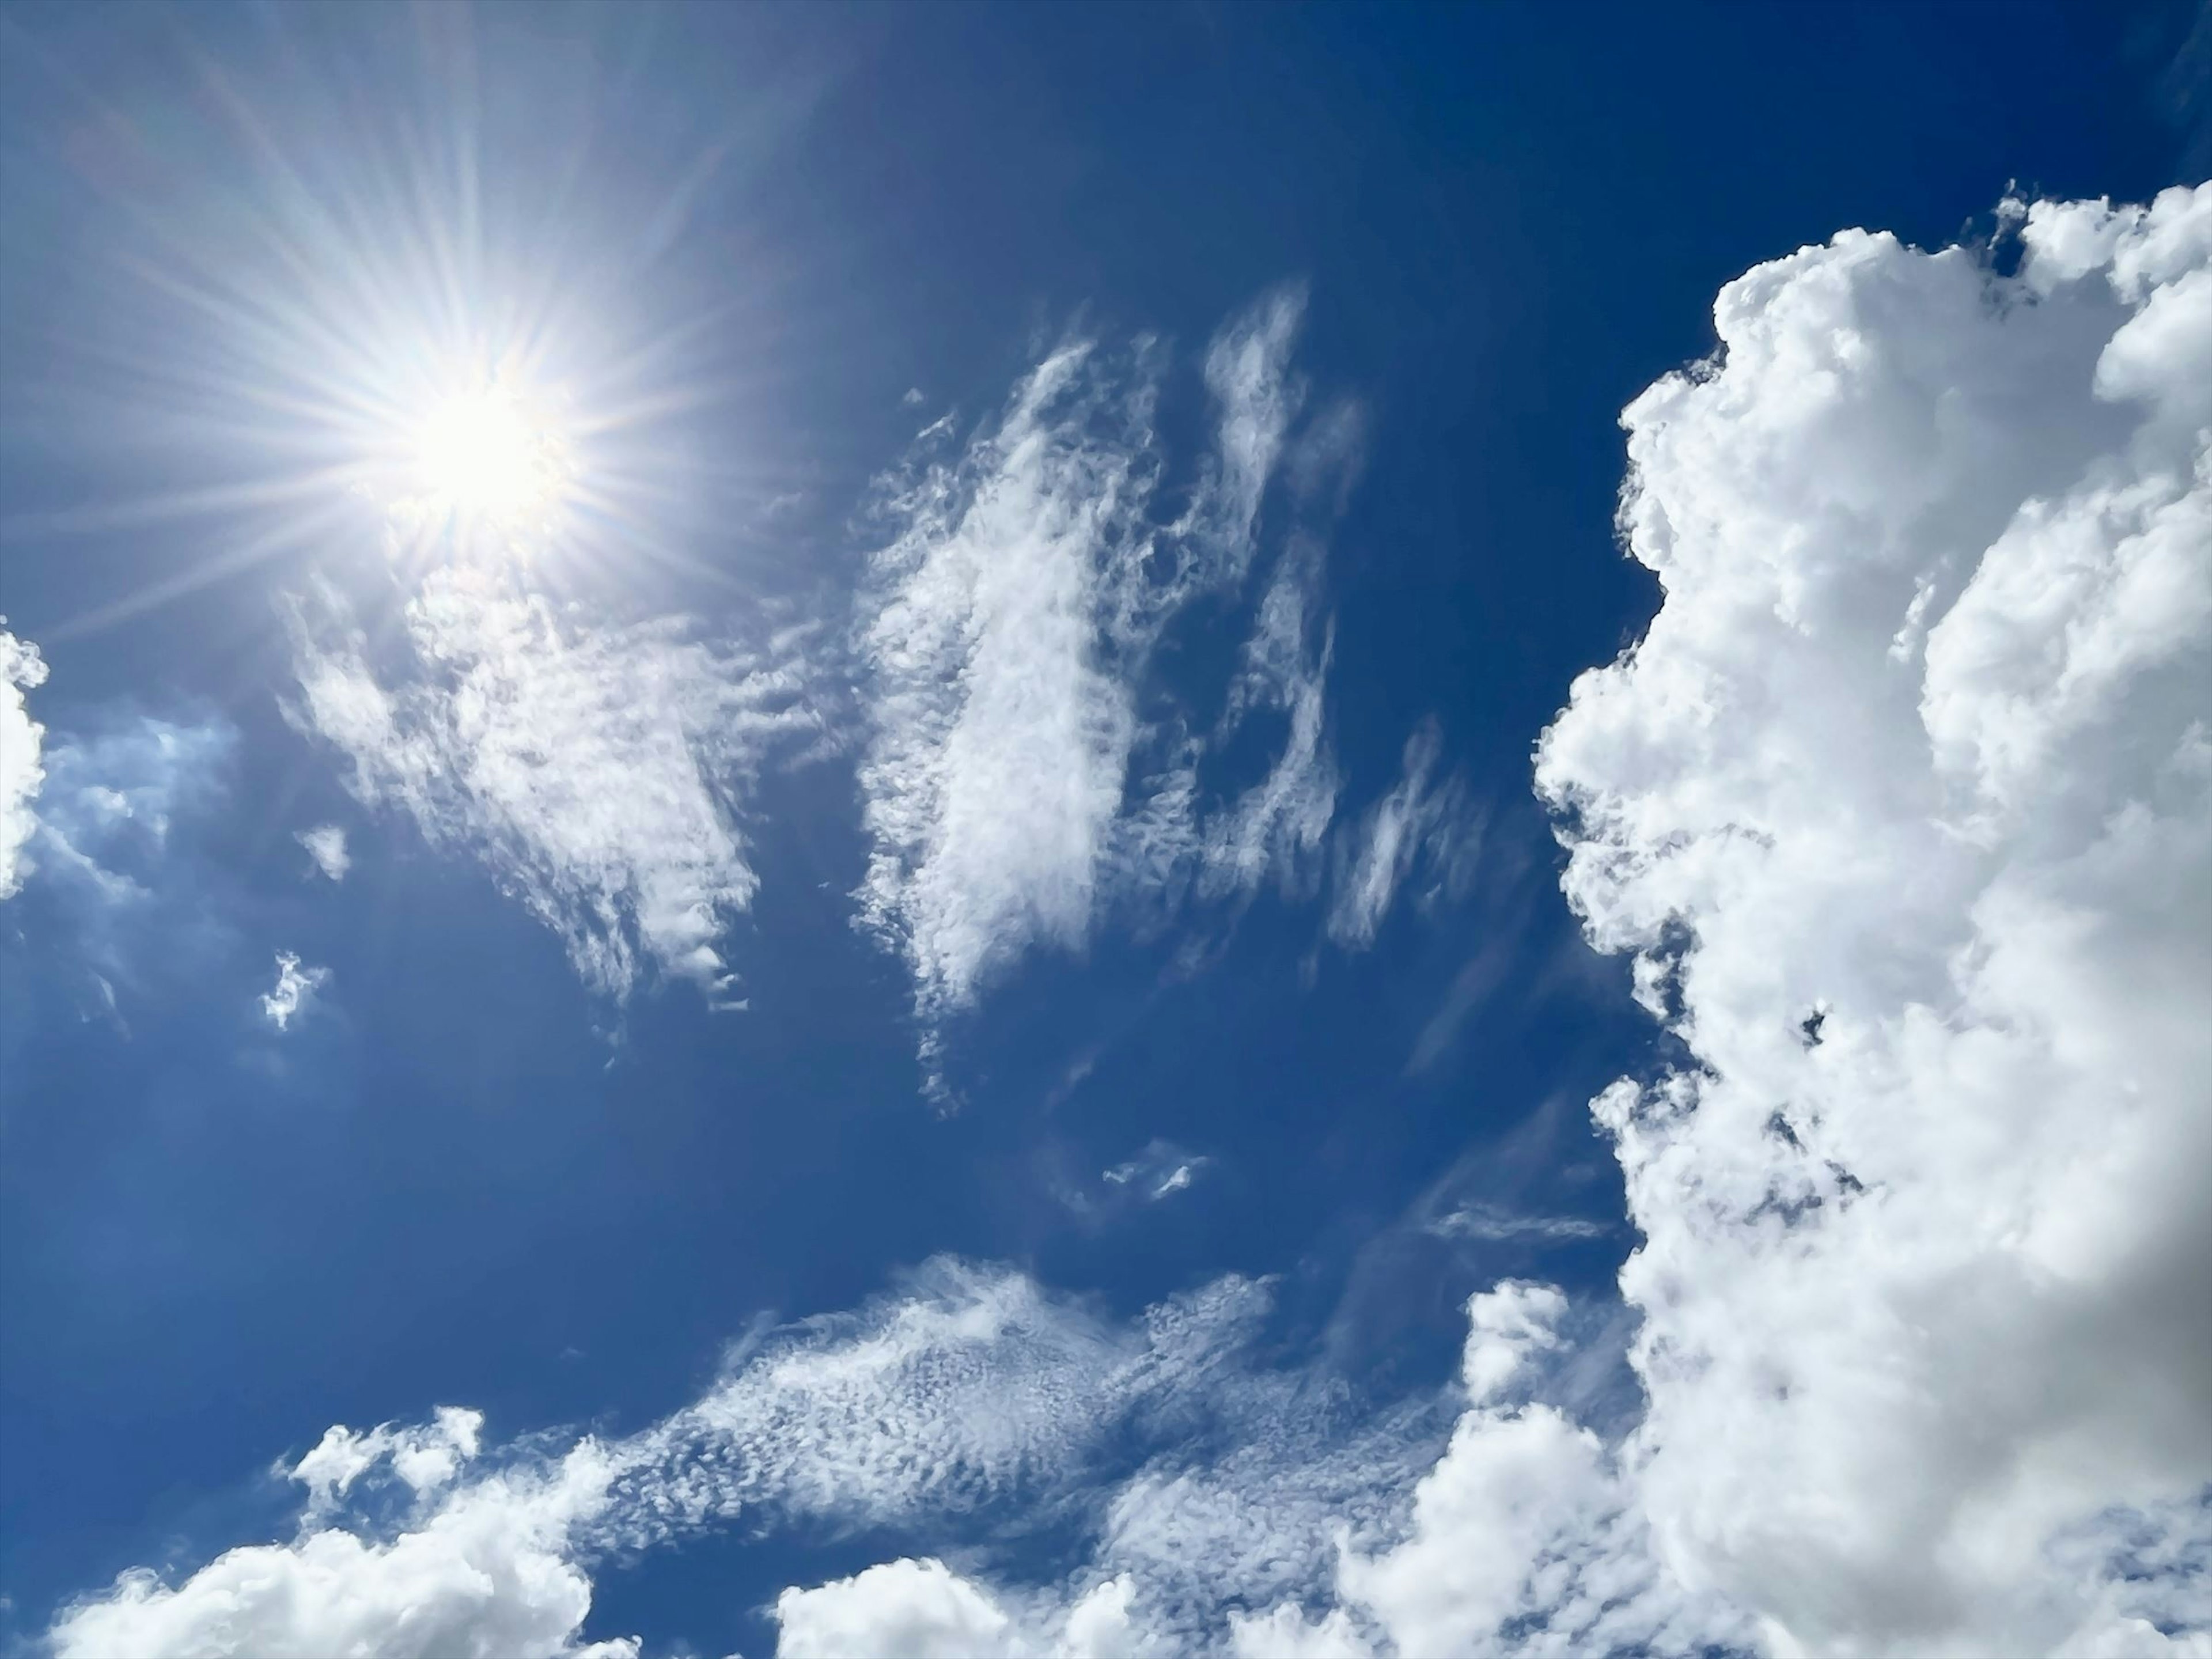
406, 382, 571, 536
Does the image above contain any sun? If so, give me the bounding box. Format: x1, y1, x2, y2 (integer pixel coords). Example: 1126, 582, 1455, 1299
405, 381, 571, 537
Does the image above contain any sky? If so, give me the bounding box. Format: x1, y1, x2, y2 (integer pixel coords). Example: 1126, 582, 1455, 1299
0, 3, 2207, 1657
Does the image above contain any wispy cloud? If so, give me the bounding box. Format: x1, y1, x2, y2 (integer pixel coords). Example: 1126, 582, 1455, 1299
288, 569, 817, 1009
1196, 534, 1339, 905
295, 823, 350, 882
1428, 1203, 1608, 1244
1100, 1138, 1211, 1204
1327, 717, 1482, 950
46, 188, 2210, 1659
854, 287, 1357, 1093
259, 950, 329, 1032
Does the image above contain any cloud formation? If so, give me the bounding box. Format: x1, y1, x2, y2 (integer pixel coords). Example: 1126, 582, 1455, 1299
48, 1418, 635, 1659
296, 823, 350, 882
1529, 184, 2212, 1653
854, 289, 1369, 1090
0, 623, 47, 899
47, 191, 2211, 1659
1327, 717, 1482, 950
289, 570, 815, 1007
45, 1263, 1314, 1659
259, 950, 329, 1031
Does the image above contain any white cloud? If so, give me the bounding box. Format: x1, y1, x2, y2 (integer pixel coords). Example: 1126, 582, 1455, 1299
45, 1264, 1277, 1659
776, 1561, 1150, 1659
854, 290, 1347, 1090
853, 339, 1162, 1038
778, 1558, 1021, 1659
596, 1261, 1274, 1552
48, 1414, 635, 1659
1327, 717, 1482, 949
259, 950, 329, 1031
1528, 185, 2212, 1653
0, 623, 48, 898
290, 1406, 484, 1520
52, 191, 2211, 1659
1429, 1204, 1609, 1245
1325, 1284, 1746, 1659
1196, 533, 1339, 905
296, 823, 350, 882
289, 569, 815, 1007
1100, 1139, 1211, 1203
25, 715, 238, 969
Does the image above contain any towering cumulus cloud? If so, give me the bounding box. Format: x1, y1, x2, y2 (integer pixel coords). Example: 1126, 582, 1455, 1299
1533, 185, 2212, 1653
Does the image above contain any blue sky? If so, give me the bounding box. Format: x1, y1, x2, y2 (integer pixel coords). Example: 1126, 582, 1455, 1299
2, 5, 2209, 1657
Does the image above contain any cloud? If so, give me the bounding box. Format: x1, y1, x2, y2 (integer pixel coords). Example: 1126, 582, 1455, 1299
48, 1419, 636, 1659
777, 1558, 1023, 1659
50, 192, 2211, 1659
290, 1406, 483, 1520
784, 188, 2212, 1657
296, 823, 350, 882
1327, 717, 1482, 949
44, 1263, 1291, 1659
1527, 185, 2212, 1652
1195, 533, 1339, 905
24, 715, 238, 978
595, 1261, 1278, 1555
0, 623, 47, 899
1100, 1139, 1211, 1203
777, 1563, 1150, 1659
288, 569, 815, 1007
1429, 1204, 1609, 1245
259, 950, 329, 1031
854, 289, 1351, 1090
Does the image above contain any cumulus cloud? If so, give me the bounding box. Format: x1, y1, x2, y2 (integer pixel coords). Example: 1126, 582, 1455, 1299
775, 1560, 1151, 1659
1527, 184, 2212, 1653
290, 1405, 483, 1519
48, 1416, 635, 1659
0, 622, 48, 898
296, 823, 350, 881
1327, 717, 1482, 949
288, 569, 815, 1007
258, 950, 329, 1031
854, 289, 1362, 1090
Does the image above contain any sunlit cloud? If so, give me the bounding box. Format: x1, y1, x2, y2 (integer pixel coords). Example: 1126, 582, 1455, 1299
259, 950, 329, 1032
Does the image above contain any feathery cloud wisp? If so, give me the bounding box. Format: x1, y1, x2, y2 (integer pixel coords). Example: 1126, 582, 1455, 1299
259, 950, 329, 1031
854, 288, 1356, 1092
289, 569, 816, 1009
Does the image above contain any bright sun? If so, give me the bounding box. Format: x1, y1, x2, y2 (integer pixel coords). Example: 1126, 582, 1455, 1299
408, 382, 569, 532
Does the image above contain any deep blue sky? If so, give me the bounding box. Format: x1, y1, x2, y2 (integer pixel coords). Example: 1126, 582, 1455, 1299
1, 3, 2199, 1654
